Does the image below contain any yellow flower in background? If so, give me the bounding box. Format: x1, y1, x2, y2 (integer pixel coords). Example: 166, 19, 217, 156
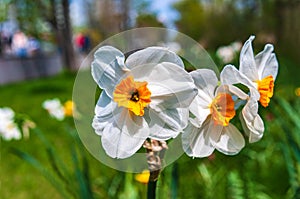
64, 100, 75, 117
135, 170, 150, 184
295, 87, 300, 97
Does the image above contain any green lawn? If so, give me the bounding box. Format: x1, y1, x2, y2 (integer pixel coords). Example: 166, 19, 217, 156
1, 55, 299, 199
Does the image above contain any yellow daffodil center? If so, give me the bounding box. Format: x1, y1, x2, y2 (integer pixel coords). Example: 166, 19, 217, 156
113, 76, 151, 116
256, 75, 274, 107
210, 93, 236, 126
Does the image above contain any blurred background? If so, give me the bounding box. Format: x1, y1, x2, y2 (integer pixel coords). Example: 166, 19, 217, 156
1, 0, 300, 199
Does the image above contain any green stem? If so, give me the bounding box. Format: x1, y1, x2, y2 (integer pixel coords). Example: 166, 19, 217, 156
147, 177, 157, 199
171, 163, 178, 199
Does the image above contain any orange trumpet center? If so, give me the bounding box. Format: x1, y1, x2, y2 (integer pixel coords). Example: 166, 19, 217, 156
113, 76, 151, 116
256, 75, 274, 107
210, 93, 236, 126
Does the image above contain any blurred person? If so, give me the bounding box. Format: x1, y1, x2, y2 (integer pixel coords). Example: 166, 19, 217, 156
75, 32, 85, 53
82, 34, 91, 53
27, 35, 41, 57
11, 30, 28, 58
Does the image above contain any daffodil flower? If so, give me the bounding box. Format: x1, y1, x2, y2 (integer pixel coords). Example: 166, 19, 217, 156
220, 64, 264, 143
42, 99, 65, 121
239, 35, 278, 107
0, 107, 22, 140
220, 35, 279, 143
182, 69, 245, 158
92, 46, 197, 159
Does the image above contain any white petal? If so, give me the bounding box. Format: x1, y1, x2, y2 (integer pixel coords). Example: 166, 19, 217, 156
190, 69, 218, 99
0, 107, 15, 120
94, 91, 116, 119
182, 120, 215, 158
99, 107, 150, 159
228, 85, 248, 100
255, 44, 274, 78
146, 108, 188, 140
125, 46, 184, 69
221, 65, 260, 101
239, 36, 258, 81
93, 91, 118, 135
91, 46, 128, 98
207, 117, 223, 145
262, 53, 279, 80
214, 124, 245, 155
101, 122, 147, 159
131, 62, 197, 111
189, 95, 211, 126
240, 99, 264, 143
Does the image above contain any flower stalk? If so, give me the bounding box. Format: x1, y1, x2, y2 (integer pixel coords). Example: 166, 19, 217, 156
143, 139, 168, 199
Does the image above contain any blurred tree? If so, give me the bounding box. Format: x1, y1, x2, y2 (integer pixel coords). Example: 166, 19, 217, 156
274, 0, 300, 64
135, 14, 164, 27
1, 0, 76, 70
93, 0, 132, 37
173, 0, 206, 42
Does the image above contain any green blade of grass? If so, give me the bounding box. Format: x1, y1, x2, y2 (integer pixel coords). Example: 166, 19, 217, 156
11, 148, 73, 199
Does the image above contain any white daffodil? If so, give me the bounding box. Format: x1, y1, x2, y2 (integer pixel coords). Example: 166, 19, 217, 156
92, 46, 197, 159
239, 35, 278, 108
220, 36, 279, 143
220, 64, 264, 143
182, 69, 245, 158
42, 98, 65, 121
0, 107, 22, 141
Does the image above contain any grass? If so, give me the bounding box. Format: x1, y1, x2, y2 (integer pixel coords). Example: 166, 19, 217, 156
1, 54, 300, 199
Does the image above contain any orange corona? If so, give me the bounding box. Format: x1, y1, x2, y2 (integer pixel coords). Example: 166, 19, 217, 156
210, 93, 236, 126
113, 76, 151, 116
256, 75, 274, 107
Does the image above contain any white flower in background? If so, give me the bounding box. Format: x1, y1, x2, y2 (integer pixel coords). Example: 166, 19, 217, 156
182, 69, 246, 158
231, 41, 242, 52
216, 41, 242, 63
0, 107, 22, 141
238, 35, 278, 108
216, 46, 235, 63
42, 99, 65, 121
92, 46, 197, 158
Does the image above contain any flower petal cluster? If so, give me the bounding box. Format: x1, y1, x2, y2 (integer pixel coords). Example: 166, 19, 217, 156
42, 99, 76, 120
0, 107, 22, 140
91, 35, 278, 159
182, 69, 246, 157
42, 99, 65, 121
92, 46, 198, 158
183, 36, 279, 158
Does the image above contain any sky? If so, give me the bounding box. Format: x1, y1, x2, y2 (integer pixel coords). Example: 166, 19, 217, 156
149, 0, 180, 28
